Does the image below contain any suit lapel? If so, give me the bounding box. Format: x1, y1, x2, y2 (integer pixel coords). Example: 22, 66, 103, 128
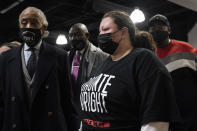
68, 50, 75, 72
7, 46, 25, 100
84, 44, 97, 78
31, 42, 56, 102
87, 53, 96, 77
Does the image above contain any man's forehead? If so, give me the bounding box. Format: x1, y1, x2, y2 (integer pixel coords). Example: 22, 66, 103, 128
69, 27, 84, 34
149, 22, 168, 27
20, 9, 40, 20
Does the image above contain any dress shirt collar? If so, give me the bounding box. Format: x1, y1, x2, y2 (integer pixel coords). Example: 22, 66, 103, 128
24, 40, 42, 51
77, 48, 85, 55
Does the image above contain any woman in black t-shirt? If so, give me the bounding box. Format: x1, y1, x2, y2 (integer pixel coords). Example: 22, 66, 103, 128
79, 10, 180, 131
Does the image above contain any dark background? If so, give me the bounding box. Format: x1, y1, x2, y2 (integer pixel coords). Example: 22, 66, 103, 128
0, 0, 197, 46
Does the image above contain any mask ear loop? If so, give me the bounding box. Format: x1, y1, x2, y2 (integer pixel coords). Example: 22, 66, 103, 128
40, 26, 47, 38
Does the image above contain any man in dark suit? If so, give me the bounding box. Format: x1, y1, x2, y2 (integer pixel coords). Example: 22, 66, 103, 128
67, 23, 109, 130
0, 7, 73, 131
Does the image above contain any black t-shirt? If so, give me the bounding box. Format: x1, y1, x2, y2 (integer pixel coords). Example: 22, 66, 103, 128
79, 48, 180, 131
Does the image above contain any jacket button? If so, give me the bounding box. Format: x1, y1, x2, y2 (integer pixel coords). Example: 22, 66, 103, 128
45, 85, 49, 89
12, 123, 16, 128
11, 96, 16, 102
48, 112, 53, 117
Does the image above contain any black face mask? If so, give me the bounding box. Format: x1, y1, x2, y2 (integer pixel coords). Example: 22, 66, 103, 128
97, 33, 119, 55
70, 40, 86, 50
151, 31, 169, 47
19, 28, 42, 47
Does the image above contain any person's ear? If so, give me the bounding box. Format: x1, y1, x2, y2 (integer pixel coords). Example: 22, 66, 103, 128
167, 28, 171, 35
85, 32, 90, 39
121, 27, 128, 39
41, 26, 49, 38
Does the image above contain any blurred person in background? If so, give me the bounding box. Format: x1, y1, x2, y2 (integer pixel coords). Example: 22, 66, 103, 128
0, 41, 21, 54
133, 31, 157, 54
148, 14, 197, 131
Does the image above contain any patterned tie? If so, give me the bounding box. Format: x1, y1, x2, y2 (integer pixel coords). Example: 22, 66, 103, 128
27, 48, 37, 78
72, 52, 81, 82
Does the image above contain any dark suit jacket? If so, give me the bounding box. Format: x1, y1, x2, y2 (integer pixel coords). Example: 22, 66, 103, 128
68, 42, 109, 129
0, 42, 74, 131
